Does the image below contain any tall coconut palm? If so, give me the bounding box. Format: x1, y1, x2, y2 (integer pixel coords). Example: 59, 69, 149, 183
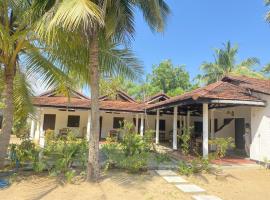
199, 41, 262, 84
0, 0, 77, 167
39, 0, 170, 181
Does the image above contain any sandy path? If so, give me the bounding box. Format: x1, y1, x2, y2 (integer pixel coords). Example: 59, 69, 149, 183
0, 170, 190, 200
186, 167, 270, 200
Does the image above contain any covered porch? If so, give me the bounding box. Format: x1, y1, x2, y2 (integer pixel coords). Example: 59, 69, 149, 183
148, 81, 266, 158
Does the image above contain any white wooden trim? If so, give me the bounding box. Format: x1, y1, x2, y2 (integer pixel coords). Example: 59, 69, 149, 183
210, 99, 266, 106
203, 103, 209, 157
155, 109, 160, 144
173, 106, 178, 150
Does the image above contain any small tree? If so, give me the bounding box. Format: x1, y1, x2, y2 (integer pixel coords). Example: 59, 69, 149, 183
209, 137, 235, 164
179, 127, 192, 155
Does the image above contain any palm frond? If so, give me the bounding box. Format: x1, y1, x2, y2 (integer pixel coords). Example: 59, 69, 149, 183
99, 40, 143, 81
238, 57, 260, 68
135, 0, 170, 32
47, 0, 104, 32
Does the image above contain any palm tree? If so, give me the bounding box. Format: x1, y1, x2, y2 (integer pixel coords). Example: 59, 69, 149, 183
0, 0, 75, 167
39, 0, 170, 181
199, 41, 262, 84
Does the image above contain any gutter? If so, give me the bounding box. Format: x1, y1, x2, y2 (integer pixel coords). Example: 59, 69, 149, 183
209, 99, 266, 106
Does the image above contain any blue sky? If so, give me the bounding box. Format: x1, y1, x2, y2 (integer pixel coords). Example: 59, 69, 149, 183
132, 0, 270, 81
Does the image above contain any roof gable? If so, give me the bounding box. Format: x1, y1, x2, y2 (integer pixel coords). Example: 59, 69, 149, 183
39, 89, 90, 100
145, 92, 170, 104
99, 90, 136, 103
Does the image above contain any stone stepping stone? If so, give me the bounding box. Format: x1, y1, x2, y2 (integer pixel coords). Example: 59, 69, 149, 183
175, 184, 205, 193
155, 170, 177, 176
162, 176, 187, 183
192, 195, 222, 200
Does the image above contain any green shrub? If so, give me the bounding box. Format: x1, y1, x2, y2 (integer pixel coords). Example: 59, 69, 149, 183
179, 127, 192, 155
143, 130, 155, 150
178, 161, 193, 176
44, 132, 88, 175
209, 137, 235, 160
101, 139, 124, 168
65, 170, 76, 183
9, 140, 40, 167
117, 152, 148, 173
45, 130, 56, 143
155, 153, 171, 164
101, 121, 150, 173
120, 121, 151, 156
178, 157, 211, 176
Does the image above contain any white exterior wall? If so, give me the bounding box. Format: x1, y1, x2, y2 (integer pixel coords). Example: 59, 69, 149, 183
34, 108, 89, 137
214, 106, 251, 139
188, 107, 251, 151
100, 111, 137, 138
33, 107, 176, 141
100, 112, 173, 140
251, 94, 270, 161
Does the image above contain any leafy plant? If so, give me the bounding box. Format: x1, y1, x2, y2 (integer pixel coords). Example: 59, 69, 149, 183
179, 127, 192, 155
65, 170, 76, 183
209, 137, 235, 160
178, 161, 193, 176
118, 152, 149, 173
102, 121, 150, 173
45, 130, 56, 143
120, 121, 151, 156
155, 153, 171, 164
9, 140, 40, 168
44, 132, 88, 175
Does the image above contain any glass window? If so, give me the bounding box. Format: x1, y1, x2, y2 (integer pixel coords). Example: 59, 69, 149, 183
113, 117, 124, 129
67, 115, 80, 127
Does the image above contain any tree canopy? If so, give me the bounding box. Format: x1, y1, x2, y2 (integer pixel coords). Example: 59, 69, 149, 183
146, 60, 192, 97
100, 60, 195, 100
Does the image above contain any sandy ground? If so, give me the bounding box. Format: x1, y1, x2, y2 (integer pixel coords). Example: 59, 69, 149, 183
0, 170, 190, 200
186, 167, 270, 200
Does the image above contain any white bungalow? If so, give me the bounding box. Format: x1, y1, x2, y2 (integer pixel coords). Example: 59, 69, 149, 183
29, 75, 270, 162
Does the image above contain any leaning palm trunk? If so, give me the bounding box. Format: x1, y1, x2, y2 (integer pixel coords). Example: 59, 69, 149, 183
87, 33, 100, 181
0, 70, 15, 168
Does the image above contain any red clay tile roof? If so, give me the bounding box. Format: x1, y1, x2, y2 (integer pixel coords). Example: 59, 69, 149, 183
222, 75, 270, 95
147, 80, 265, 110
33, 76, 268, 112
33, 96, 145, 112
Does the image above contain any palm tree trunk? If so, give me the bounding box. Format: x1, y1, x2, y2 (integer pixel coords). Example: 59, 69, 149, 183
87, 33, 100, 181
0, 71, 14, 168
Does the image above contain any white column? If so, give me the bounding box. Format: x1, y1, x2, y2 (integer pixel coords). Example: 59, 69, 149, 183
86, 110, 91, 141
203, 103, 209, 157
187, 111, 190, 131
140, 114, 144, 137
173, 106, 178, 150
155, 109, 160, 144
210, 109, 215, 139
135, 114, 139, 133
39, 110, 45, 148
30, 119, 36, 140
35, 120, 40, 141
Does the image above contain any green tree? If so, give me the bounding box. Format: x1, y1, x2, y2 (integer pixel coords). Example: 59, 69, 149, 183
146, 60, 191, 97
0, 0, 73, 167
39, 0, 170, 181
100, 59, 194, 101
199, 41, 262, 84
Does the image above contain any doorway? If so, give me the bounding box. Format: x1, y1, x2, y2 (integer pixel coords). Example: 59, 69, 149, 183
235, 118, 245, 149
